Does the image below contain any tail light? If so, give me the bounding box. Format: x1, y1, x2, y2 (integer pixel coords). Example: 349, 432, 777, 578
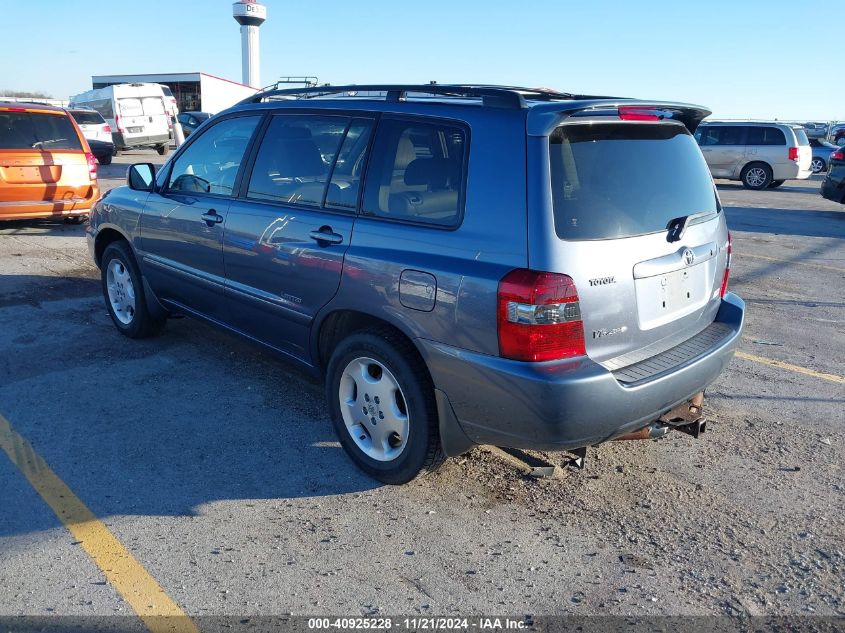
102, 124, 112, 133
832, 150, 844, 161
719, 232, 732, 298
86, 152, 98, 181
788, 147, 799, 162
115, 114, 124, 133
497, 269, 586, 362
618, 106, 661, 121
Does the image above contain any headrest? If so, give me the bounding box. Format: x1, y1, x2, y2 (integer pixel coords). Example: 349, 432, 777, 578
404, 158, 459, 189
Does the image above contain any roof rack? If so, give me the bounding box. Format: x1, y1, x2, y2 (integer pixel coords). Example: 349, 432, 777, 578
237, 84, 614, 110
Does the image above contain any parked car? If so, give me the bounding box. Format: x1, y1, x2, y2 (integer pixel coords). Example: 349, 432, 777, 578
176, 111, 211, 137
809, 138, 839, 174
821, 146, 845, 203
0, 101, 98, 223
86, 84, 744, 484
69, 108, 114, 165
833, 125, 845, 146
70, 83, 171, 155
695, 121, 812, 189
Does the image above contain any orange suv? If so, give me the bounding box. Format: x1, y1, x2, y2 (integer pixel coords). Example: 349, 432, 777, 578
0, 102, 99, 222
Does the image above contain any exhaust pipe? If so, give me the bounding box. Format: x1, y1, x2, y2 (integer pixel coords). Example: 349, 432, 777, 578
613, 422, 671, 441
613, 392, 707, 442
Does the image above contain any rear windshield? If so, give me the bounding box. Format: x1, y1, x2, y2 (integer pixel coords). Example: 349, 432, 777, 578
118, 98, 143, 116
70, 110, 105, 125
142, 97, 165, 116
793, 128, 810, 146
0, 111, 82, 151
550, 123, 718, 241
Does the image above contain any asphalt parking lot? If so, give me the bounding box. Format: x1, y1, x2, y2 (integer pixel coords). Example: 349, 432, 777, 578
0, 150, 843, 624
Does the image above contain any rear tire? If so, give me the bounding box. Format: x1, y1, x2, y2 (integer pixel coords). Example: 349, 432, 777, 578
741, 162, 773, 190
811, 157, 826, 174
156, 144, 169, 156
326, 328, 445, 484
98, 154, 112, 166
101, 241, 165, 339
64, 215, 87, 225
768, 180, 785, 188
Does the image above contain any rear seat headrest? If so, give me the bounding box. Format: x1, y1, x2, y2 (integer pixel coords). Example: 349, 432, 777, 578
404, 158, 459, 189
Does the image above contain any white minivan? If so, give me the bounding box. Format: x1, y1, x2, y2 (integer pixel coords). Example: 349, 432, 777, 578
70, 83, 171, 155
695, 121, 812, 189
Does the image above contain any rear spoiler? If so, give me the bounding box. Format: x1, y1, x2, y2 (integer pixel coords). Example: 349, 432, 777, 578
527, 100, 712, 137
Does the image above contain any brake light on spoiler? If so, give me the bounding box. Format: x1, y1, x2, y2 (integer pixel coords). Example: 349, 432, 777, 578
618, 106, 664, 121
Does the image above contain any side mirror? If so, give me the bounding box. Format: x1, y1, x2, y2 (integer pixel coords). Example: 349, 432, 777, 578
127, 163, 156, 191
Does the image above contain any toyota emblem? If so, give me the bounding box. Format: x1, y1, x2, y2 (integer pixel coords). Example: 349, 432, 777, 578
683, 249, 695, 266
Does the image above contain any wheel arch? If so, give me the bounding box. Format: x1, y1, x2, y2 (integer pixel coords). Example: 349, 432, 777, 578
313, 309, 425, 376
94, 225, 132, 267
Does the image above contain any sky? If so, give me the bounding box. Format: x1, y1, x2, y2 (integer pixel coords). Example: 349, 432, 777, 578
1, 0, 842, 121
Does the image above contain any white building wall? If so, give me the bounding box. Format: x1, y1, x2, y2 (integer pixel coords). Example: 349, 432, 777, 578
199, 75, 258, 114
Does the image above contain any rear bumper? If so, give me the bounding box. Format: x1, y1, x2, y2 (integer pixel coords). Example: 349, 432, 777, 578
113, 132, 169, 149
773, 163, 812, 181
419, 293, 745, 452
0, 192, 98, 221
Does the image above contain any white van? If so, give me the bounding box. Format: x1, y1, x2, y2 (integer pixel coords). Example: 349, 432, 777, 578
70, 83, 171, 155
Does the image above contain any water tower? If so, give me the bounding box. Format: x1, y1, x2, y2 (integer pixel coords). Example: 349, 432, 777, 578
232, 0, 267, 88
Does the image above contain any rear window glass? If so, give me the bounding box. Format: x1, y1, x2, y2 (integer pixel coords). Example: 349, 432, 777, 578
550, 123, 718, 241
793, 128, 809, 146
70, 110, 105, 125
142, 98, 165, 116
118, 99, 143, 116
0, 111, 82, 151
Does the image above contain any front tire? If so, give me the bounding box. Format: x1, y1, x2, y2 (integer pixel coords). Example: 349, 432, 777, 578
101, 241, 165, 338
98, 153, 112, 166
156, 144, 169, 156
741, 162, 773, 190
326, 329, 445, 484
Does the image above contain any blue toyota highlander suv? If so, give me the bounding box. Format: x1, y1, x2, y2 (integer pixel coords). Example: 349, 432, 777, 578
87, 85, 745, 484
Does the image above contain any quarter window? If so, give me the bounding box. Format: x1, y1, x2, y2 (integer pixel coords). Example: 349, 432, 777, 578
247, 115, 348, 207
362, 118, 466, 227
167, 115, 260, 196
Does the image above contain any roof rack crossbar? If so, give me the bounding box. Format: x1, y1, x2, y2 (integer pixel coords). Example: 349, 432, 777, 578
235, 84, 608, 109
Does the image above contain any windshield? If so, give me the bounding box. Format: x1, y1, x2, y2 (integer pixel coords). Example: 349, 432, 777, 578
550, 122, 718, 241
0, 111, 83, 150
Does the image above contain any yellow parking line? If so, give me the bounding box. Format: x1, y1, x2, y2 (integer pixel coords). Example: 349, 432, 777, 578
0, 414, 198, 633
735, 351, 845, 385
739, 252, 845, 273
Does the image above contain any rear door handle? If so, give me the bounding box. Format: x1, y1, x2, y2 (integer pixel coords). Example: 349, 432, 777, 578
201, 210, 224, 225
309, 228, 343, 245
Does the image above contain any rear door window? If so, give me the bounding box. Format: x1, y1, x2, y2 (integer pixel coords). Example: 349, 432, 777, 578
550, 122, 719, 241
118, 99, 143, 117
167, 115, 261, 196
0, 111, 82, 150
246, 114, 349, 207
142, 98, 166, 116
362, 117, 467, 227
746, 126, 786, 145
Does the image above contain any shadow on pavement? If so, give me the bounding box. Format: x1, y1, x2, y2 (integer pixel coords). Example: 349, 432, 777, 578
0, 276, 382, 537
725, 206, 845, 239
